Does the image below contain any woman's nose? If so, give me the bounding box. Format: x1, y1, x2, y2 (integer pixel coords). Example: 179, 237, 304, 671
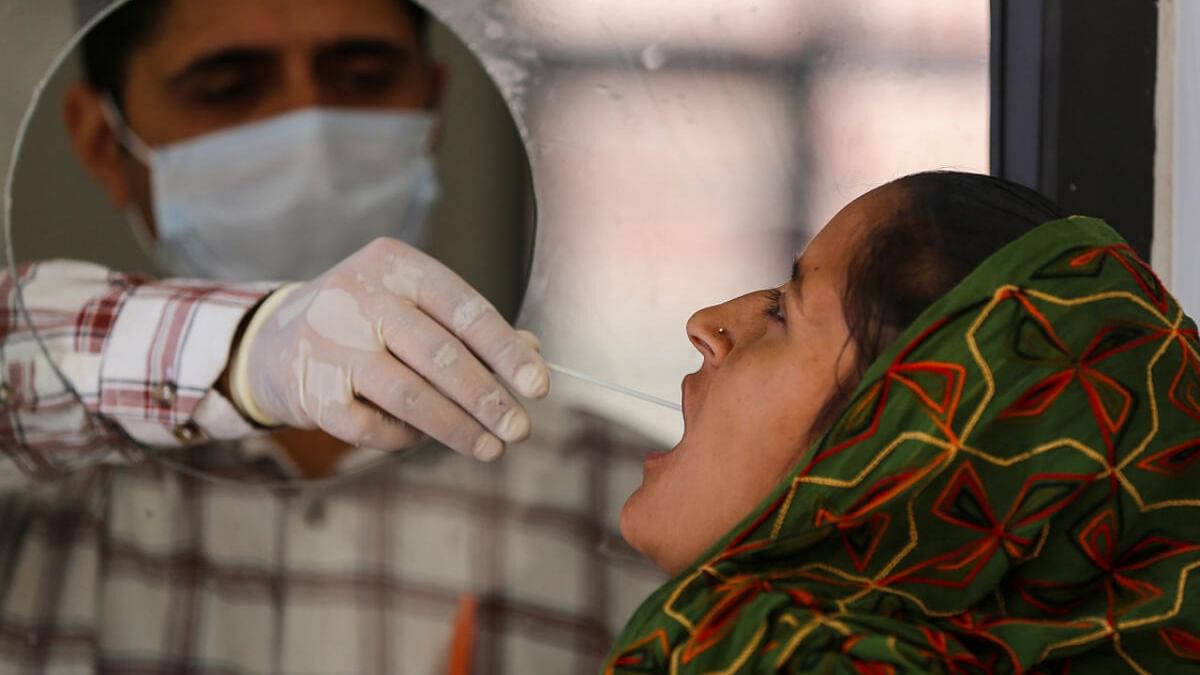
686, 303, 734, 366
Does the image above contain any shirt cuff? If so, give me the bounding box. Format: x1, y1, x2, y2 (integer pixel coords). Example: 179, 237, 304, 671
97, 280, 279, 447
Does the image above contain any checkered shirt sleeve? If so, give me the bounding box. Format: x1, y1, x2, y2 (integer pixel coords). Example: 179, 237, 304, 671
0, 260, 276, 481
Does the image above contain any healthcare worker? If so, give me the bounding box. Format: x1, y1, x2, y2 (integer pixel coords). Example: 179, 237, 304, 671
66, 0, 546, 467
0, 0, 662, 672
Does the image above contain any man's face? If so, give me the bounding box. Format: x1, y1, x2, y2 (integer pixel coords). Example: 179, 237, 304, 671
67, 0, 441, 224
121, 0, 437, 145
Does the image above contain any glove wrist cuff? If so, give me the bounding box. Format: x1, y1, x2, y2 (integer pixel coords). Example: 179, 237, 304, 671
229, 283, 303, 427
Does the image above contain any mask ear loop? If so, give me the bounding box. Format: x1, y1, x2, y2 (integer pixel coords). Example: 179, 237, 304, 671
99, 95, 173, 272
99, 94, 155, 164
120, 205, 166, 272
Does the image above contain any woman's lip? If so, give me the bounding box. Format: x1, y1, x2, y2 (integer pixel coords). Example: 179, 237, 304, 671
643, 445, 682, 474
643, 450, 671, 468
643, 375, 698, 473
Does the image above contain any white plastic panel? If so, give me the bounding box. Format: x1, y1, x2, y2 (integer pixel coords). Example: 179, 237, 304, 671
1, 0, 989, 444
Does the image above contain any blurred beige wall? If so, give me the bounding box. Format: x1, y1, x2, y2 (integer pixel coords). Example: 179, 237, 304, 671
8, 21, 532, 319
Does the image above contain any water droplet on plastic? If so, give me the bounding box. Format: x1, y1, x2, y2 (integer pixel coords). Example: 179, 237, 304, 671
640, 44, 667, 71
593, 84, 623, 102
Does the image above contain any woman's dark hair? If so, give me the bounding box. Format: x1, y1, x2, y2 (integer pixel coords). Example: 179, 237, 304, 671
810, 171, 1069, 435
80, 0, 432, 109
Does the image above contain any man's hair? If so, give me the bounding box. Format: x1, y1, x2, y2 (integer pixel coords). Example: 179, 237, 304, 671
811, 171, 1070, 437
81, 0, 433, 108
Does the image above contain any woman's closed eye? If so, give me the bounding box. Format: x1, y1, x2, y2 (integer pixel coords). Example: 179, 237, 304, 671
764, 289, 786, 323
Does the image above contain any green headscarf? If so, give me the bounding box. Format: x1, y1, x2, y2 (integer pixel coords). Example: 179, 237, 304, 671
605, 217, 1200, 674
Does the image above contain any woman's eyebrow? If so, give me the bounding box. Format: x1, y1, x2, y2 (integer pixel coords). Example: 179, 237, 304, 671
787, 258, 805, 310
790, 259, 805, 289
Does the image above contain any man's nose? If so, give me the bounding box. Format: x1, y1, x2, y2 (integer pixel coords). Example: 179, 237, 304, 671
280, 58, 322, 112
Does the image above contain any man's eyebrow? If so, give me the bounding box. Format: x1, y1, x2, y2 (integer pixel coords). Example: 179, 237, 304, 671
315, 38, 414, 64
166, 47, 276, 88
791, 258, 802, 284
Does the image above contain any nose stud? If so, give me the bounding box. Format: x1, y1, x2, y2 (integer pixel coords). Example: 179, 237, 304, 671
716, 328, 726, 335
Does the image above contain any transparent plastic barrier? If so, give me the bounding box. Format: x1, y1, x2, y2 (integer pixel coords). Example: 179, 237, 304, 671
2, 0, 989, 447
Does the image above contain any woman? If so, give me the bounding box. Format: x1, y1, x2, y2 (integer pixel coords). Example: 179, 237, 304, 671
609, 172, 1200, 673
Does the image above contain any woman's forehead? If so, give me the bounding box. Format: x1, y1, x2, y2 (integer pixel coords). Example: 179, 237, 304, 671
798, 209, 863, 270
792, 186, 904, 293
839, 183, 906, 228
806, 184, 906, 259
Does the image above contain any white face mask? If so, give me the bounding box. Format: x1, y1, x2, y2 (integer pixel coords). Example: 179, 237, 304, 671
107, 104, 440, 282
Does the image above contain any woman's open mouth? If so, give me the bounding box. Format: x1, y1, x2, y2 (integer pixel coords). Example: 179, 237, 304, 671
644, 374, 700, 472
681, 373, 700, 424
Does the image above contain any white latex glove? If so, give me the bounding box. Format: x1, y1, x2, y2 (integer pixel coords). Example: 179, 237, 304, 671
229, 237, 549, 461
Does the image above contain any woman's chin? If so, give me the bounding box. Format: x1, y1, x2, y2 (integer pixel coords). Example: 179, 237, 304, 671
618, 488, 649, 555
619, 487, 693, 575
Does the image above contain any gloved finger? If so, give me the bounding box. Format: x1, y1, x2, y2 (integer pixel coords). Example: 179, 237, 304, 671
404, 259, 549, 400
354, 403, 427, 450
514, 330, 542, 353
380, 303, 531, 443
353, 356, 508, 462
313, 399, 424, 451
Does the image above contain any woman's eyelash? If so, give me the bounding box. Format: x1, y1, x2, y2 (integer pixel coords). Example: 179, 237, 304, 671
765, 289, 785, 322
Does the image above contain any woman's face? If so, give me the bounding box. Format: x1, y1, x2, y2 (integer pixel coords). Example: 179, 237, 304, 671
620, 188, 894, 574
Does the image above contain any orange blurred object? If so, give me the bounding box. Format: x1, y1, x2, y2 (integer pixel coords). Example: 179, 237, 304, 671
447, 594, 479, 675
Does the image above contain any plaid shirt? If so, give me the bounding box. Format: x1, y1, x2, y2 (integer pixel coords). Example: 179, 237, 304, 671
0, 260, 665, 674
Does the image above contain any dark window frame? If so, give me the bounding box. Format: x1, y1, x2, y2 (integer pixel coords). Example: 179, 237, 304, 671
991, 0, 1158, 258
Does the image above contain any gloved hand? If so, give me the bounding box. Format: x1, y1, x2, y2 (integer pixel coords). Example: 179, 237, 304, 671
228, 237, 549, 461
